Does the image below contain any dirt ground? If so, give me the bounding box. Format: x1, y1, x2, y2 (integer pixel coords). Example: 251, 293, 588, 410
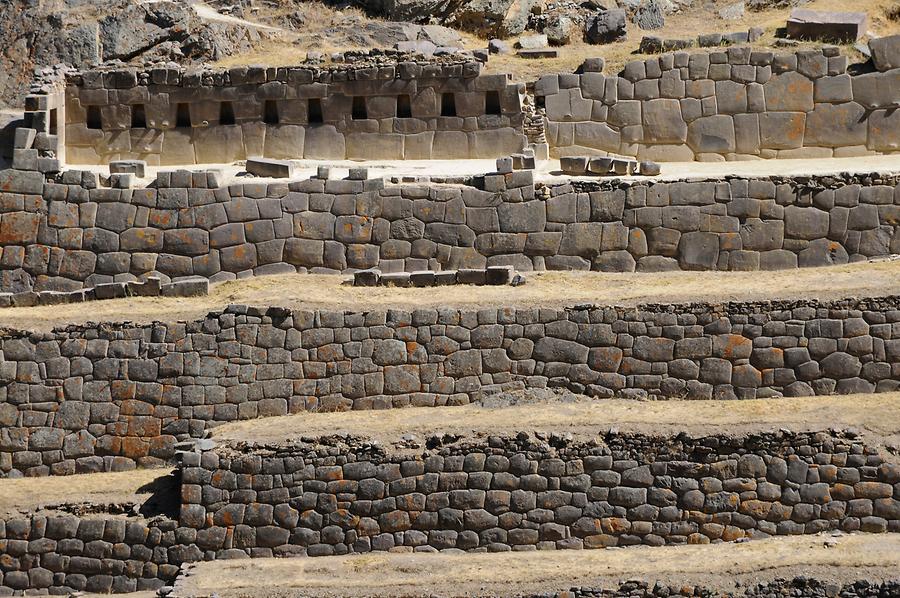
2, 260, 899, 332
171, 532, 900, 598
0, 468, 174, 517
212, 393, 900, 460
214, 0, 900, 80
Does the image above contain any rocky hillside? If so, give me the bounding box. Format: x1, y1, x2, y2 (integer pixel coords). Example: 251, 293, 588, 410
0, 0, 281, 109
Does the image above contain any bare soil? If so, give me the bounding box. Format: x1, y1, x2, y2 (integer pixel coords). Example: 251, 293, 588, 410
171, 532, 900, 598
3, 261, 899, 332
0, 468, 174, 517
216, 0, 900, 79
212, 393, 900, 460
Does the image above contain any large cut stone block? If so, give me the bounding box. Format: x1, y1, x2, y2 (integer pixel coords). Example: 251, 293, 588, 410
264, 125, 305, 159
786, 9, 867, 43
850, 70, 900, 109
869, 34, 900, 72
758, 112, 806, 150
867, 109, 900, 151
641, 99, 687, 144
804, 102, 867, 147
687, 115, 735, 154
246, 158, 295, 178
545, 88, 592, 122
304, 125, 346, 159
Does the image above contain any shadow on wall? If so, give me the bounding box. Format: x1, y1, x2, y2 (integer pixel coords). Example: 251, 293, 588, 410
0, 114, 23, 165
136, 469, 182, 520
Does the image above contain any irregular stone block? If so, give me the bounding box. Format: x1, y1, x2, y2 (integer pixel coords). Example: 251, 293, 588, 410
869, 34, 900, 72
246, 158, 295, 178
786, 9, 867, 43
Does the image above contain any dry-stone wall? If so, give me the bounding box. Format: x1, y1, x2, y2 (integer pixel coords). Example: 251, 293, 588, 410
4, 296, 900, 477
183, 430, 900, 556
60, 60, 525, 165
0, 511, 183, 595
1, 167, 899, 293
538, 46, 900, 161
0, 429, 898, 595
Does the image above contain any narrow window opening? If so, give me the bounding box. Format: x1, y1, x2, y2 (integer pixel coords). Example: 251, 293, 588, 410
176, 103, 191, 128
131, 104, 146, 128
535, 95, 546, 110
219, 101, 235, 125
86, 105, 102, 130
49, 108, 58, 134
352, 96, 367, 120
263, 100, 279, 124
440, 92, 456, 117
308, 98, 323, 124
485, 90, 502, 115
397, 94, 412, 118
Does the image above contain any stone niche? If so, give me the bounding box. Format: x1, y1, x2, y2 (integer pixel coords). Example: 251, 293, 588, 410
63, 61, 527, 166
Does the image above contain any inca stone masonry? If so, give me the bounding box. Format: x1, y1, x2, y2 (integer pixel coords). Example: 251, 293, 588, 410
3, 296, 900, 478
0, 428, 897, 594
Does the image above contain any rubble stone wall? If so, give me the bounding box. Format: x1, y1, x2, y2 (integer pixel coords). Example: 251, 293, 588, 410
538, 47, 900, 161
0, 168, 899, 294
182, 431, 900, 557
0, 512, 183, 595
1, 430, 898, 595
60, 62, 526, 165
3, 296, 900, 477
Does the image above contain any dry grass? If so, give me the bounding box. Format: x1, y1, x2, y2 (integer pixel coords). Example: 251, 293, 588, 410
0, 468, 174, 516
484, 0, 900, 79
212, 393, 900, 452
175, 533, 900, 597
2, 261, 899, 332
213, 0, 900, 78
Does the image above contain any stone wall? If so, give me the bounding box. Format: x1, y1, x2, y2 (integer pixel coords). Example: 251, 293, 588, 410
1, 429, 898, 595
0, 511, 183, 594
59, 60, 525, 165
538, 46, 900, 161
181, 430, 900, 556
3, 295, 900, 477
0, 167, 899, 293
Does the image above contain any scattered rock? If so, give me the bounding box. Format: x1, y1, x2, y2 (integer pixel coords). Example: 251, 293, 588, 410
719, 1, 745, 20
489, 38, 512, 54
517, 33, 549, 49
544, 15, 574, 45
584, 9, 627, 44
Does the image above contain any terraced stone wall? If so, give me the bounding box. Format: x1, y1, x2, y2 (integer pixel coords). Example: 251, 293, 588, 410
181, 430, 900, 556
57, 61, 525, 165
1, 168, 899, 293
3, 296, 900, 477
539, 46, 900, 161
1, 430, 897, 595
0, 512, 184, 595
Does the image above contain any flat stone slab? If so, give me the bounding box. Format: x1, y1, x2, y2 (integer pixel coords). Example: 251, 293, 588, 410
246, 157, 295, 178
786, 9, 867, 43
517, 48, 559, 59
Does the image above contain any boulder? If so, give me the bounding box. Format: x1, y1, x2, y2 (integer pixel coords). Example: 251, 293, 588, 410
869, 34, 900, 72
585, 9, 627, 44
518, 34, 549, 49
544, 16, 575, 45
719, 1, 745, 20
634, 1, 665, 30
451, 0, 537, 37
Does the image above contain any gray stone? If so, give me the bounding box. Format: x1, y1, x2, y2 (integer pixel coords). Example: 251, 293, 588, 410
246, 158, 295, 178
585, 9, 627, 44
869, 34, 900, 72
